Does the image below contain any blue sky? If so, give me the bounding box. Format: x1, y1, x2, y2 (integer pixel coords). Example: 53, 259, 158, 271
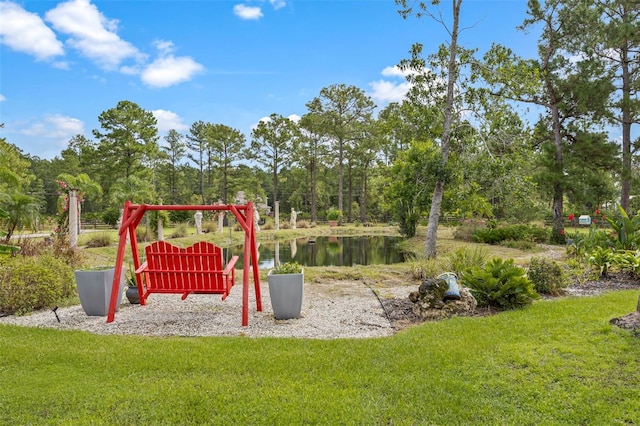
1, 0, 535, 160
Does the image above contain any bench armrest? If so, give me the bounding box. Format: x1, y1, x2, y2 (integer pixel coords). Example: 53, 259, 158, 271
135, 261, 149, 274
223, 256, 239, 275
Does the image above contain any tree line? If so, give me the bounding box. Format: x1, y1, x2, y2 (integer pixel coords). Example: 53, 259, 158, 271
1, 0, 638, 256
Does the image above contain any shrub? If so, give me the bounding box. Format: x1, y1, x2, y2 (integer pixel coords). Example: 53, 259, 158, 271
326, 208, 342, 221
405, 255, 444, 280
168, 210, 192, 224
453, 219, 487, 242
499, 239, 535, 250
101, 207, 120, 228
471, 224, 549, 245
85, 233, 112, 248
461, 258, 539, 310
613, 250, 640, 277
136, 226, 156, 242
297, 220, 310, 229
444, 246, 489, 275
261, 220, 275, 230
9, 237, 49, 257
0, 253, 75, 315
51, 237, 85, 268
170, 223, 188, 239
527, 257, 569, 296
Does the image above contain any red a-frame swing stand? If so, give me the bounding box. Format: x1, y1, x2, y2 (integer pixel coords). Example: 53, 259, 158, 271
106, 201, 262, 326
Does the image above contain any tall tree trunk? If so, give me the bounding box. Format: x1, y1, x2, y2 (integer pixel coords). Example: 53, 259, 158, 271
620, 54, 632, 212
347, 162, 353, 223
311, 157, 317, 222
425, 0, 461, 259
550, 102, 565, 244
360, 170, 367, 223
337, 139, 344, 224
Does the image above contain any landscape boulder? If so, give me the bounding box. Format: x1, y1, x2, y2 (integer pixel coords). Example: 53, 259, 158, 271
409, 277, 477, 321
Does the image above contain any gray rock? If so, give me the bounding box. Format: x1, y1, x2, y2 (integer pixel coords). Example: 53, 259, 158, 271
410, 280, 477, 321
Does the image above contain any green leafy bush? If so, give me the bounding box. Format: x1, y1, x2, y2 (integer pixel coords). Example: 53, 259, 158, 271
588, 246, 615, 278
461, 258, 539, 310
326, 208, 342, 221
527, 257, 569, 296
101, 207, 120, 228
471, 224, 549, 245
613, 250, 640, 277
602, 205, 640, 250
0, 254, 75, 315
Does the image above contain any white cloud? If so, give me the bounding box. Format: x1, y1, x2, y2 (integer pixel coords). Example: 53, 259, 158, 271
19, 114, 84, 144
141, 55, 205, 88
270, 0, 286, 10
0, 1, 64, 61
45, 0, 144, 70
288, 114, 301, 123
153, 109, 189, 132
367, 66, 417, 104
233, 4, 263, 20
153, 39, 175, 55
0, 94, 6, 102
381, 65, 410, 78
369, 79, 411, 104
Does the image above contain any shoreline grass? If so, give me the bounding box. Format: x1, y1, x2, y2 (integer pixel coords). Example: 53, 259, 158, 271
2, 290, 639, 424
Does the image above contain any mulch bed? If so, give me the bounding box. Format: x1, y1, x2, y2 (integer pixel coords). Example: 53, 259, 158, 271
382, 273, 640, 335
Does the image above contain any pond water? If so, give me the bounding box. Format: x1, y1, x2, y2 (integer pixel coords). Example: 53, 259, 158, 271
229, 235, 406, 269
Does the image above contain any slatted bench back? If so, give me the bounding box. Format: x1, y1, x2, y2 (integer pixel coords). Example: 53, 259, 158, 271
144, 241, 228, 293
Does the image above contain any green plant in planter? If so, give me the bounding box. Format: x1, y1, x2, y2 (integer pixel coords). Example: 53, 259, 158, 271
271, 262, 302, 274
326, 208, 342, 221
125, 265, 137, 287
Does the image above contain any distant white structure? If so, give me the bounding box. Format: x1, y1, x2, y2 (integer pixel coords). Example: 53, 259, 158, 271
194, 211, 203, 234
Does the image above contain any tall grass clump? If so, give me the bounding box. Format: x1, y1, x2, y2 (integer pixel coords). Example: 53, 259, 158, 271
405, 254, 445, 280
170, 223, 188, 239
85, 233, 112, 248
444, 246, 489, 275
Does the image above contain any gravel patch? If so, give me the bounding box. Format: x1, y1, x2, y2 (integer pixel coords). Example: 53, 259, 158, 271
0, 281, 400, 339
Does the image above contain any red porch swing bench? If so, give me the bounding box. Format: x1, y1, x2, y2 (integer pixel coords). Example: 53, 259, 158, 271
135, 241, 239, 303
106, 201, 262, 326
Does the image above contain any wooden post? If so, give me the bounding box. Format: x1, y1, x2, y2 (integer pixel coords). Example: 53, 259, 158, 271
275, 201, 280, 230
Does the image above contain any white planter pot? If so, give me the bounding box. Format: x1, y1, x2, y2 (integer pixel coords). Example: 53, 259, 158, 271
267, 269, 304, 320
75, 268, 124, 316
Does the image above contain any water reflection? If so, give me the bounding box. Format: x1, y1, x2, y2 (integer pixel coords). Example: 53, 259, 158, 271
229, 235, 405, 269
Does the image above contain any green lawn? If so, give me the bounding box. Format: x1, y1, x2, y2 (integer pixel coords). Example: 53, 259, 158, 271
2, 290, 639, 425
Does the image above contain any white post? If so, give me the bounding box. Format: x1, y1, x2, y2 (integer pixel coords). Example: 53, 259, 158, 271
217, 199, 224, 233
194, 211, 203, 235
275, 201, 280, 230
77, 199, 82, 235
157, 205, 164, 241
68, 189, 78, 248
